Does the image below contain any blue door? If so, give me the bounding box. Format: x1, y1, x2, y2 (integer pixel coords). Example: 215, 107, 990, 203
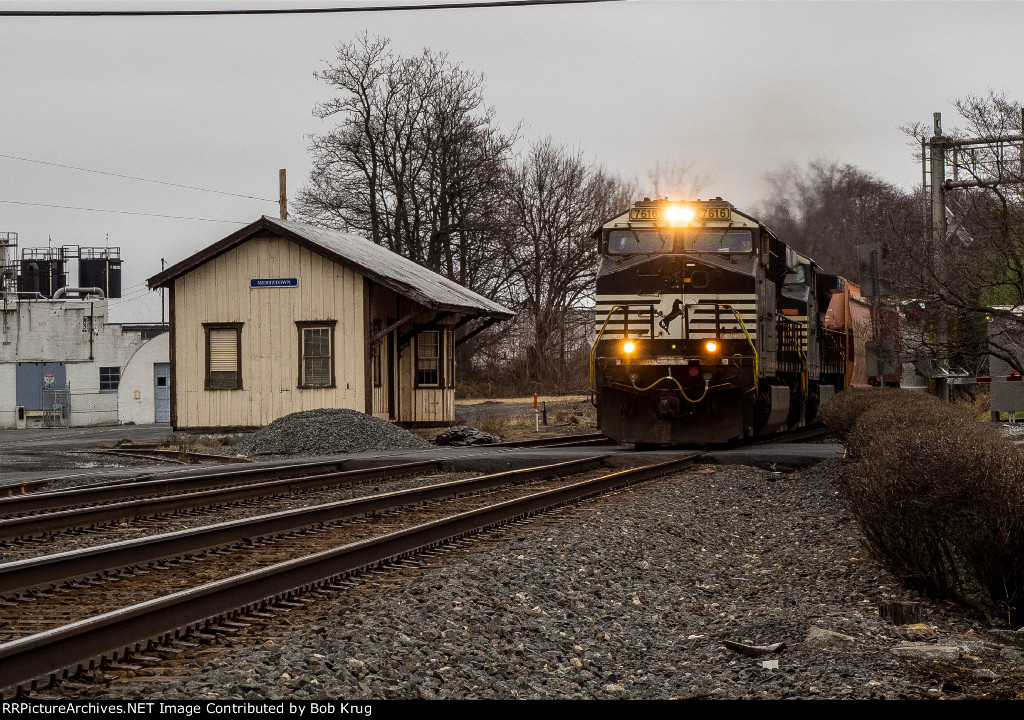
154, 363, 170, 423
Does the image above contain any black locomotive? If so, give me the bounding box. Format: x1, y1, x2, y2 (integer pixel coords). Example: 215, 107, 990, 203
590, 198, 848, 445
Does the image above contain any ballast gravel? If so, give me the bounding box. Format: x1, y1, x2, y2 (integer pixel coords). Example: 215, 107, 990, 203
87, 458, 1024, 700
233, 409, 429, 457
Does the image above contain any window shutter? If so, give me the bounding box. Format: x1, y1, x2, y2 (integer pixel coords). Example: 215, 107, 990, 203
210, 329, 238, 372
208, 327, 240, 389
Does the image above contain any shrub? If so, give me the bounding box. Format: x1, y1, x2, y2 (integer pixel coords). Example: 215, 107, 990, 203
832, 388, 1024, 624
819, 388, 892, 439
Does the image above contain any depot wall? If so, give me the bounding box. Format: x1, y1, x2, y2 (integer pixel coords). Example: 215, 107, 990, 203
171, 232, 366, 430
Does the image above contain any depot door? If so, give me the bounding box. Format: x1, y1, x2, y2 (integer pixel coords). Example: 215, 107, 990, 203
154, 363, 170, 423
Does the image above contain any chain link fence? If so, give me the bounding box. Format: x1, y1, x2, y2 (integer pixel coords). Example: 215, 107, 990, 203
68, 389, 118, 427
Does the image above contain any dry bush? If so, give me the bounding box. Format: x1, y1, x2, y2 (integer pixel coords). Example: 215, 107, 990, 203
836, 387, 1024, 623
548, 398, 595, 427
554, 408, 579, 424
956, 387, 991, 420
473, 411, 515, 438
819, 388, 891, 439
844, 390, 960, 459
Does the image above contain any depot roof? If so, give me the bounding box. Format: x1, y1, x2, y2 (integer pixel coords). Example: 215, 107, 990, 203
148, 216, 513, 319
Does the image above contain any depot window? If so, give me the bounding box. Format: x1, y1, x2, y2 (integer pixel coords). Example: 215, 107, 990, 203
297, 321, 336, 388
204, 323, 243, 391
416, 330, 441, 387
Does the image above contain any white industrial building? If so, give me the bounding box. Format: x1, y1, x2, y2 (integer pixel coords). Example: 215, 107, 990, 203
1, 232, 169, 429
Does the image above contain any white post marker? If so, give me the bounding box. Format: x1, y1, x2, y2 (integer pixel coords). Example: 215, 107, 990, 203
534, 393, 539, 432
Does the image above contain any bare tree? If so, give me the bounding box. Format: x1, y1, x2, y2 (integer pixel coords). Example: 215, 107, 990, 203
297, 33, 517, 299
643, 159, 711, 200
757, 159, 918, 280
502, 138, 634, 386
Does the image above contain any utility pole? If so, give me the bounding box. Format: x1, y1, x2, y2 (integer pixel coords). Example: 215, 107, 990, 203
161, 258, 166, 331
928, 113, 948, 267
279, 169, 288, 220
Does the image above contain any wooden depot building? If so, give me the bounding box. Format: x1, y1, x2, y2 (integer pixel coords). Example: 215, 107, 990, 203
147, 216, 513, 432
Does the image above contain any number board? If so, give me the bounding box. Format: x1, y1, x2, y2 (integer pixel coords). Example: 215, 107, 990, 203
699, 206, 731, 221
628, 207, 662, 221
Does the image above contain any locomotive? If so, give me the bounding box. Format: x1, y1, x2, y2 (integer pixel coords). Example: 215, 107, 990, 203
590, 197, 849, 445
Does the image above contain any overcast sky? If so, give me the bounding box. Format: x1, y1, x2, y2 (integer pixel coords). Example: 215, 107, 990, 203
2, 0, 1021, 321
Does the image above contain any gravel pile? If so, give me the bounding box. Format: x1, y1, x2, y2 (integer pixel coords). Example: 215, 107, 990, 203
87, 458, 1024, 700
233, 409, 429, 457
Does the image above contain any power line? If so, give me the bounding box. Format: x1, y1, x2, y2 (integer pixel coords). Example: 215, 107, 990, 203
110, 291, 157, 304
0, 0, 616, 17
115, 282, 149, 295
0, 199, 249, 224
109, 290, 155, 304
0, 153, 278, 203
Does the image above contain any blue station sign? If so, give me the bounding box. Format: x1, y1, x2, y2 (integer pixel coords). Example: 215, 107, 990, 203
250, 278, 298, 288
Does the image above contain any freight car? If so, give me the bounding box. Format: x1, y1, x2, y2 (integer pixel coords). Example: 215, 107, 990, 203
590, 197, 851, 445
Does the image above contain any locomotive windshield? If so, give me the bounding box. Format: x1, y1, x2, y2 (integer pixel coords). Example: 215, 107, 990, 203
606, 227, 754, 255
607, 229, 672, 254
685, 228, 753, 253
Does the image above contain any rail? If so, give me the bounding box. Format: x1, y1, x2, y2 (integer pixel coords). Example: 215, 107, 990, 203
0, 457, 358, 515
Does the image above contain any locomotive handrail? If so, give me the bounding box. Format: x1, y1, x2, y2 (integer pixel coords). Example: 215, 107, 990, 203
590, 302, 655, 393
799, 345, 809, 396
720, 304, 759, 392
590, 304, 629, 394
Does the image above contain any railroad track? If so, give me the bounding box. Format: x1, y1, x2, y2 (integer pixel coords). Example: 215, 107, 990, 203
0, 455, 357, 499
0, 460, 449, 542
0, 433, 623, 543
0, 432, 611, 499
749, 425, 834, 445
73, 448, 252, 465
0, 456, 606, 595
491, 432, 611, 448
0, 454, 700, 697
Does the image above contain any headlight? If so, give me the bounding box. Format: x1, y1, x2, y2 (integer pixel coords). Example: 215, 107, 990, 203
623, 340, 636, 355
664, 205, 695, 224
705, 340, 719, 353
